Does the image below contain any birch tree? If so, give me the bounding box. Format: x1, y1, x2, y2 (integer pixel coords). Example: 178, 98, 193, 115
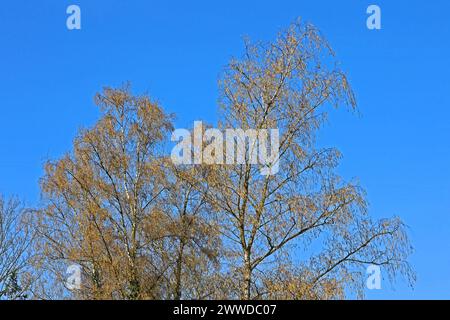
39, 85, 174, 299
199, 20, 414, 299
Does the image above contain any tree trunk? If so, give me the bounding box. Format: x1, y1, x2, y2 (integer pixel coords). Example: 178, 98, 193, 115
242, 250, 252, 300
174, 240, 186, 300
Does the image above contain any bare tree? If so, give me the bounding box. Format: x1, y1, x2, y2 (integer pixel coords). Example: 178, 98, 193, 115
0, 195, 35, 299
196, 20, 414, 299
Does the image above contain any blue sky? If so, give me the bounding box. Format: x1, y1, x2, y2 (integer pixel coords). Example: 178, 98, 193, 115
0, 0, 449, 299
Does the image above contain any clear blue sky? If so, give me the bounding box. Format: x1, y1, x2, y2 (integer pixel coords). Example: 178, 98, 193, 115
0, 0, 449, 299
